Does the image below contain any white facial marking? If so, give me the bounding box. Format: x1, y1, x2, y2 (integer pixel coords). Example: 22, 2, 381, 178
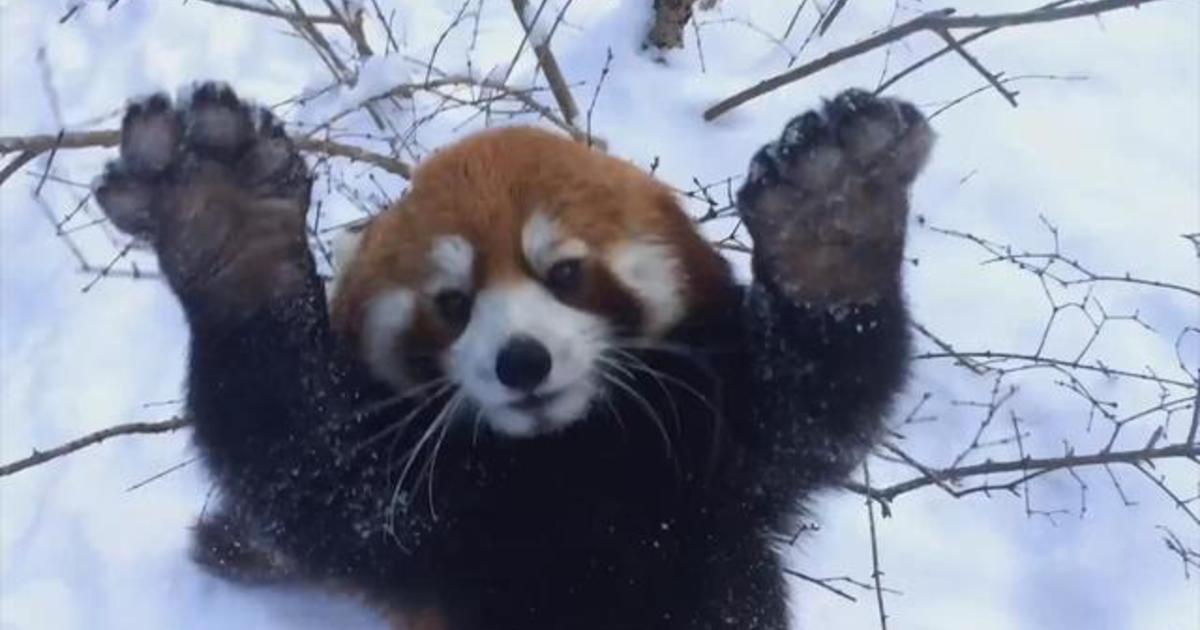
362, 289, 416, 387
426, 234, 475, 293
522, 211, 588, 274
607, 240, 684, 335
446, 282, 607, 437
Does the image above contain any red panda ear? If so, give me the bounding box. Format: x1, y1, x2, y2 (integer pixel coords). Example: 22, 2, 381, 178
654, 191, 736, 319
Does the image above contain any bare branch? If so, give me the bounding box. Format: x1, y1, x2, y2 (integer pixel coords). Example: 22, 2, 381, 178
511, 0, 580, 123
1187, 384, 1199, 445
704, 0, 1163, 121
0, 151, 39, 187
863, 462, 890, 630
0, 129, 411, 181
296, 136, 413, 178
817, 0, 851, 37
195, 0, 340, 24
1, 129, 121, 154
783, 569, 858, 602
0, 417, 190, 478
875, 0, 1077, 94
844, 442, 1200, 502
934, 28, 1019, 107
910, 320, 989, 375
322, 0, 373, 57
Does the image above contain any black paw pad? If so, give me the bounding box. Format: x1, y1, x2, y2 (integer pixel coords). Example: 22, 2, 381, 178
778, 111, 829, 160
182, 82, 255, 158
735, 88, 934, 282
238, 107, 308, 200
120, 93, 181, 175
750, 88, 934, 198
93, 162, 155, 238
92, 81, 311, 241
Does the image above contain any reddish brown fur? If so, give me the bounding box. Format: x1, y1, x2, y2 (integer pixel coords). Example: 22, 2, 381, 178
331, 126, 732, 352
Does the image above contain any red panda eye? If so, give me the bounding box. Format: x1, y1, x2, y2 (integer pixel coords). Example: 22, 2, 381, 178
545, 259, 584, 296
434, 289, 473, 327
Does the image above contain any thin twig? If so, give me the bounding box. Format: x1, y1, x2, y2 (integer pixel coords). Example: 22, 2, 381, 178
125, 456, 199, 492
295, 137, 412, 178
195, 0, 340, 23
934, 28, 1018, 107
704, 0, 1162, 121
783, 568, 858, 602
510, 0, 580, 123
843, 442, 1200, 502
0, 417, 190, 477
910, 320, 988, 375
0, 151, 39, 187
863, 462, 889, 630
323, 0, 373, 57
875, 0, 1077, 94
817, 0, 851, 36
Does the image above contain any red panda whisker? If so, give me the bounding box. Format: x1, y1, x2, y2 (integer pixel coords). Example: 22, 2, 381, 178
353, 381, 455, 453
594, 354, 637, 382
418, 398, 463, 523
374, 392, 453, 481
351, 376, 452, 422
612, 340, 721, 384
599, 352, 683, 440
388, 391, 464, 525
470, 405, 486, 449
608, 348, 724, 430
382, 386, 459, 487
597, 390, 628, 436
596, 368, 680, 476
616, 351, 689, 419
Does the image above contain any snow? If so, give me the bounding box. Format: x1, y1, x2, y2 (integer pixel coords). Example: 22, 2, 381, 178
1, 1, 1197, 629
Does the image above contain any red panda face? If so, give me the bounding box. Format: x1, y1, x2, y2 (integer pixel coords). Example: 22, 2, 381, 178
330, 127, 732, 437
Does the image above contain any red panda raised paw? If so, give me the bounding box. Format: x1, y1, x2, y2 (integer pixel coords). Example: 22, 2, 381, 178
93, 83, 313, 321
737, 88, 934, 306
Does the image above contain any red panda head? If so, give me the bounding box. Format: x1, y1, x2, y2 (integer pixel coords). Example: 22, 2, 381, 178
330, 127, 733, 437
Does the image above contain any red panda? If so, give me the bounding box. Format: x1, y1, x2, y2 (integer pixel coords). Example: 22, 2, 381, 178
93, 83, 930, 629
329, 126, 732, 437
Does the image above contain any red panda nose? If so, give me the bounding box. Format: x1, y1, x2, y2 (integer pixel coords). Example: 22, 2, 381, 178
495, 336, 552, 392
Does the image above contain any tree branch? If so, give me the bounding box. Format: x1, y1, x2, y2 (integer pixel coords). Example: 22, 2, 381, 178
704, 0, 1163, 121
510, 0, 580, 124
0, 417, 190, 478
875, 0, 1076, 94
863, 462, 890, 630
195, 0, 340, 24
843, 442, 1200, 502
0, 129, 412, 181
297, 136, 412, 178
934, 27, 1019, 107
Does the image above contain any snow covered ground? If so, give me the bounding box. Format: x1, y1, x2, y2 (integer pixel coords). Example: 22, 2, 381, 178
1, 1, 1196, 629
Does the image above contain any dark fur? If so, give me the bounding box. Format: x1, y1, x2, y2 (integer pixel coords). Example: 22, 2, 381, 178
95, 85, 928, 629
